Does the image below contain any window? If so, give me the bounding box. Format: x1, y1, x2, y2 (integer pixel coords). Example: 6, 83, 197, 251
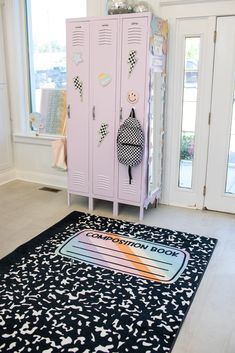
225, 84, 235, 194
178, 37, 200, 188
26, 0, 86, 134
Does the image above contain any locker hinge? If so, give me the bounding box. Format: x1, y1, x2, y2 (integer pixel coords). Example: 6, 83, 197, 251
208, 112, 211, 125
203, 185, 206, 197
213, 30, 217, 43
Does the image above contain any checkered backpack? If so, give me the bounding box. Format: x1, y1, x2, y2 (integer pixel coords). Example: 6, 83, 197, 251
117, 108, 144, 184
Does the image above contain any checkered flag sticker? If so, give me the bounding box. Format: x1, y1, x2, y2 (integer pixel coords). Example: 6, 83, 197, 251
99, 123, 109, 144
127, 50, 138, 76
73, 76, 83, 100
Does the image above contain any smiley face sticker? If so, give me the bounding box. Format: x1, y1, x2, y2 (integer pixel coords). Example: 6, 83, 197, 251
127, 90, 139, 104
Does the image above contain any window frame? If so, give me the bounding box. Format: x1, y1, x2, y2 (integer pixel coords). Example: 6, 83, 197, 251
25, 0, 88, 136
163, 16, 215, 208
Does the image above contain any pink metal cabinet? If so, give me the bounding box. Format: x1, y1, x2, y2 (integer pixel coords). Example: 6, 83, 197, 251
117, 16, 149, 204
66, 13, 167, 219
67, 20, 90, 202
90, 19, 119, 200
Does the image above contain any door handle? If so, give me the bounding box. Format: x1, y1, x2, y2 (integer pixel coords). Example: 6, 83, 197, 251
92, 106, 95, 120
67, 104, 71, 119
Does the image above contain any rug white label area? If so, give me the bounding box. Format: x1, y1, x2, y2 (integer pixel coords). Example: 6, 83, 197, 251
56, 229, 189, 283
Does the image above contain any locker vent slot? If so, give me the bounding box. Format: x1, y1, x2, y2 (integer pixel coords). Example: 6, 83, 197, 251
98, 28, 112, 46
96, 175, 111, 190
72, 29, 85, 47
121, 180, 138, 196
127, 27, 142, 44
72, 171, 87, 189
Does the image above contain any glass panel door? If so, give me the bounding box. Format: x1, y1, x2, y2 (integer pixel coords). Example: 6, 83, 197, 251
165, 17, 215, 208
205, 16, 235, 213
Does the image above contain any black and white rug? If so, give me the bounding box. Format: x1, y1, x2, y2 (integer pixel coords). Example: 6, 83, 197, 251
0, 211, 217, 353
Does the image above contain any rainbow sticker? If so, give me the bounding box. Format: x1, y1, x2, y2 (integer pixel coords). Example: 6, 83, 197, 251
56, 230, 189, 283
98, 73, 112, 87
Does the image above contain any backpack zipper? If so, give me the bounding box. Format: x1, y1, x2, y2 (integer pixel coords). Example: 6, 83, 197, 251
121, 143, 141, 147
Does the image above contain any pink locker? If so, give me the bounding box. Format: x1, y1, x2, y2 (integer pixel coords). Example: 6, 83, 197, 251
90, 18, 119, 200
67, 20, 90, 202
66, 13, 167, 219
117, 16, 149, 205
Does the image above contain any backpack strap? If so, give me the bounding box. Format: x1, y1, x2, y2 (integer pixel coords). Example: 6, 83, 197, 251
130, 107, 135, 119
129, 109, 137, 184
128, 165, 132, 184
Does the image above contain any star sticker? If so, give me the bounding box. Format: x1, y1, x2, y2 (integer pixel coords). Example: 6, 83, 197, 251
73, 52, 83, 65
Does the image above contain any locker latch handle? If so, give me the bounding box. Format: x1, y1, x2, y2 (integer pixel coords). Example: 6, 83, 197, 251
67, 104, 71, 119
92, 106, 95, 120
120, 107, 123, 121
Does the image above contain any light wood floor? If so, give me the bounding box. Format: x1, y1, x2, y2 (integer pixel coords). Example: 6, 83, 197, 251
0, 180, 235, 353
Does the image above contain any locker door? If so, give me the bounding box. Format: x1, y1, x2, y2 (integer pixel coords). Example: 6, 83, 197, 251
67, 20, 90, 195
90, 19, 119, 198
118, 16, 149, 203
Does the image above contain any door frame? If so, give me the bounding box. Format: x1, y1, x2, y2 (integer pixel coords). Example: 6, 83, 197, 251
204, 15, 235, 213
163, 16, 216, 209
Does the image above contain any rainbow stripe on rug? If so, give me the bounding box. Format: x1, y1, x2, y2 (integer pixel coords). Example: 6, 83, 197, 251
56, 229, 189, 283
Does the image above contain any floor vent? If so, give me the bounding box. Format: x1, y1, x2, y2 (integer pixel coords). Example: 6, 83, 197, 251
39, 187, 61, 193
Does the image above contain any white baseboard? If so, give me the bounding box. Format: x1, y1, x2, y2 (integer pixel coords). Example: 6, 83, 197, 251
15, 170, 67, 189
0, 169, 16, 185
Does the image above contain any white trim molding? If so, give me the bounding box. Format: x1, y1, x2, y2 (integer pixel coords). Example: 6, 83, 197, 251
15, 170, 67, 189
0, 169, 16, 185
0, 168, 67, 189
13, 133, 65, 146
3, 0, 29, 134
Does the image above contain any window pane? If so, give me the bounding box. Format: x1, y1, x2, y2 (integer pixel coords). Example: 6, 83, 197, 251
225, 85, 235, 194
27, 0, 86, 129
182, 102, 197, 131
178, 37, 200, 188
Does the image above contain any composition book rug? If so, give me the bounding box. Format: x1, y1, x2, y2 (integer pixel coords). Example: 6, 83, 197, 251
0, 211, 217, 353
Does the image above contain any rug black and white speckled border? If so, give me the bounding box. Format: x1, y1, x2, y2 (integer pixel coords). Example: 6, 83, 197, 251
0, 211, 217, 353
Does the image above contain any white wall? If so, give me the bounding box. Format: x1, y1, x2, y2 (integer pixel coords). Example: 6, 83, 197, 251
0, 1, 14, 185
87, 0, 160, 16
160, 0, 235, 17
13, 135, 67, 188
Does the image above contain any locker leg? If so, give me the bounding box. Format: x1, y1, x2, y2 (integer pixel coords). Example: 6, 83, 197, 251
113, 202, 119, 218
67, 192, 71, 206
89, 197, 94, 211
139, 206, 144, 221
153, 198, 158, 208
